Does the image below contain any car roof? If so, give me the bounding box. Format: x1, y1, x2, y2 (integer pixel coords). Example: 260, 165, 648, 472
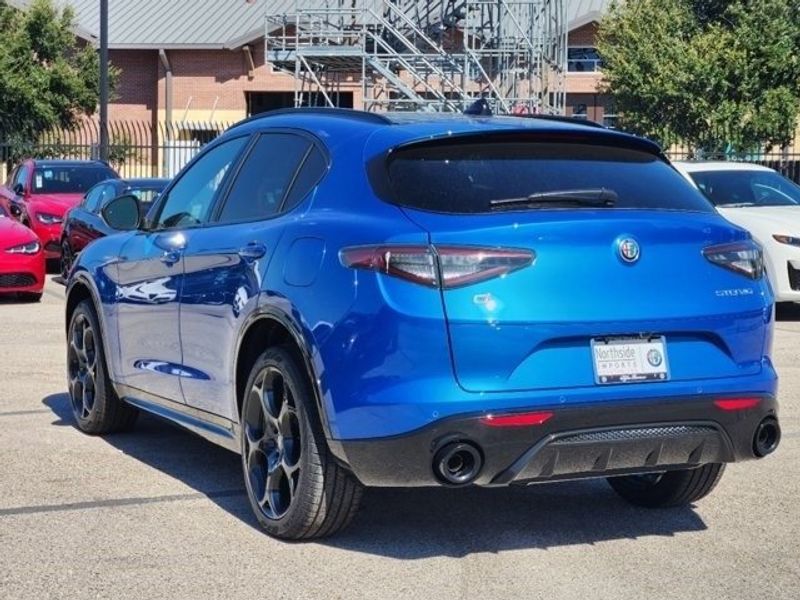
227, 108, 663, 156
31, 159, 112, 168
673, 161, 776, 174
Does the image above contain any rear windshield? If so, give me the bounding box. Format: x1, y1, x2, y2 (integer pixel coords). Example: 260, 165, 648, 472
384, 140, 714, 214
33, 166, 116, 194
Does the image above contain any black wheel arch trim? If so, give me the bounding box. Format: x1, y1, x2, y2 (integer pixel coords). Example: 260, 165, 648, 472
65, 271, 116, 382
234, 304, 338, 454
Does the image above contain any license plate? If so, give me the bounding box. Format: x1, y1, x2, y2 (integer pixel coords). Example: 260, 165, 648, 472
591, 337, 669, 384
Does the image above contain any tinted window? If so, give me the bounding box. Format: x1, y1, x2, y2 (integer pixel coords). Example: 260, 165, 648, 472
32, 165, 116, 194
217, 133, 310, 223
83, 185, 105, 212
690, 170, 800, 207
383, 140, 714, 214
127, 187, 163, 210
283, 146, 327, 211
155, 136, 248, 229
14, 166, 29, 190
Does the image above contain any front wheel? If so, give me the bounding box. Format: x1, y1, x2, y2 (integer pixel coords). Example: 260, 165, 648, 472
67, 300, 138, 433
60, 239, 74, 279
240, 346, 362, 540
607, 463, 725, 508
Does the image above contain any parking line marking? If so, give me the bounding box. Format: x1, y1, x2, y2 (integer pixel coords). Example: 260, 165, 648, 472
0, 489, 245, 517
0, 409, 51, 417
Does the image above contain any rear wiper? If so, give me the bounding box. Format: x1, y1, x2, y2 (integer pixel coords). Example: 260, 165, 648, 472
489, 188, 618, 210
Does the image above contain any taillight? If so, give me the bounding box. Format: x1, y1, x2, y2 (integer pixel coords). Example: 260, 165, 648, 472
703, 240, 763, 280
339, 245, 534, 289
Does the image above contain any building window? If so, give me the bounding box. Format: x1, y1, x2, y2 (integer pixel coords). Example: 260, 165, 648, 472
568, 47, 603, 72
571, 103, 589, 120
602, 102, 618, 129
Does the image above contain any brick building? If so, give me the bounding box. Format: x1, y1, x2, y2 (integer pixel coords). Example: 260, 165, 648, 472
8, 0, 613, 124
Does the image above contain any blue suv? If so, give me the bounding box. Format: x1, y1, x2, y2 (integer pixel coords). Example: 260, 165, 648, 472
65, 109, 780, 539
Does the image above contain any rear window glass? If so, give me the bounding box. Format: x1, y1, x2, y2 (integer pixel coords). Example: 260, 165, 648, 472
383, 141, 714, 213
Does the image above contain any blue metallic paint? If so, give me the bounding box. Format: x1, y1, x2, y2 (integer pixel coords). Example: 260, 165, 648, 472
66, 112, 778, 458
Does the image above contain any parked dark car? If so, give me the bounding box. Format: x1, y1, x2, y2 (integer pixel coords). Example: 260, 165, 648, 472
0, 159, 118, 260
60, 178, 169, 277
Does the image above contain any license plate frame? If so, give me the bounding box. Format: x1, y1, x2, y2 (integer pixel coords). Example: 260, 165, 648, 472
591, 336, 670, 385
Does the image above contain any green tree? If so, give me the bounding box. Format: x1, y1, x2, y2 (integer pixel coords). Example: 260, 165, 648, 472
0, 0, 115, 151
597, 0, 800, 156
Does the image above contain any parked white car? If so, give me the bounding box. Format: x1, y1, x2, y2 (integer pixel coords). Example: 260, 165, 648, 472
674, 161, 800, 302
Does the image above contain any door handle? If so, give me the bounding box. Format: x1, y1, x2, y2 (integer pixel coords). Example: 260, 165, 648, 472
160, 250, 181, 266
238, 243, 267, 260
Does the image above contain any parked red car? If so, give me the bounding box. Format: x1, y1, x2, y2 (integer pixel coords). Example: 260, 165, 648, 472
0, 159, 118, 260
0, 204, 45, 301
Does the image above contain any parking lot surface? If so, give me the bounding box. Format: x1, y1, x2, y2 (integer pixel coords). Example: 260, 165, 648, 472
1, 277, 799, 600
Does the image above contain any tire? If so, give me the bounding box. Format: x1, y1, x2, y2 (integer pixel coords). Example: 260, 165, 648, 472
67, 300, 138, 434
60, 239, 74, 279
240, 346, 363, 540
607, 463, 726, 508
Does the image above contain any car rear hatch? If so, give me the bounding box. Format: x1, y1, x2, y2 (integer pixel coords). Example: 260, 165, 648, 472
376, 131, 771, 394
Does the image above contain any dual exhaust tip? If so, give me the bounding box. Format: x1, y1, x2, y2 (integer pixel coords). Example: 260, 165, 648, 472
433, 441, 483, 486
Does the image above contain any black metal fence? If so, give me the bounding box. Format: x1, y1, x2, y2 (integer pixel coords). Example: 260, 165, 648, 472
661, 142, 800, 183
2, 117, 800, 184
0, 119, 234, 180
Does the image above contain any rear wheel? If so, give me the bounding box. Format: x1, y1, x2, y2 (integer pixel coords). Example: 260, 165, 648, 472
67, 300, 138, 433
607, 463, 725, 508
241, 346, 362, 540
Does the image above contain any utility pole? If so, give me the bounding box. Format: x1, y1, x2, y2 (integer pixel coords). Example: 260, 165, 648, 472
99, 0, 109, 161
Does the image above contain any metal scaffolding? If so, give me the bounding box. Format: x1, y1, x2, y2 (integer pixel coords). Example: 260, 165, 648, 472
266, 0, 567, 114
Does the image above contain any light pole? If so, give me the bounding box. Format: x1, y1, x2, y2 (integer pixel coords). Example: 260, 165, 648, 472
99, 0, 109, 161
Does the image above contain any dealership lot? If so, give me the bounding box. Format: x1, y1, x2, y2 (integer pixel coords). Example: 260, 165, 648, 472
0, 277, 798, 600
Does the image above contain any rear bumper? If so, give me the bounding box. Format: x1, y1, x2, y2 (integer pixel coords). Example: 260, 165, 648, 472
335, 394, 779, 487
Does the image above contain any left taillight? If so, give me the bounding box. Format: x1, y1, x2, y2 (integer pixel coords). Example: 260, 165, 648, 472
703, 240, 764, 280
339, 245, 534, 289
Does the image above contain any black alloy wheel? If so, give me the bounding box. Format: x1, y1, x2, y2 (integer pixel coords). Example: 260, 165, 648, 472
240, 347, 362, 539
67, 311, 97, 420
242, 365, 303, 520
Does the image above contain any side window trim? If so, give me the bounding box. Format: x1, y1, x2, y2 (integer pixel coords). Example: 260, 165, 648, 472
279, 144, 330, 213
277, 145, 314, 213
148, 133, 253, 230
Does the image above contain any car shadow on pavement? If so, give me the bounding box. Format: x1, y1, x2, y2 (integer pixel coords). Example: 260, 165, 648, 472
43, 392, 708, 556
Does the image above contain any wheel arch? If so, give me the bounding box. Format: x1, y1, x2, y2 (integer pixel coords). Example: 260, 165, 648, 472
234, 310, 333, 441
65, 273, 116, 379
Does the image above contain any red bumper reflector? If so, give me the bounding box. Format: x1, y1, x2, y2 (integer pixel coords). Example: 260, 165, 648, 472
481, 411, 554, 427
714, 398, 761, 411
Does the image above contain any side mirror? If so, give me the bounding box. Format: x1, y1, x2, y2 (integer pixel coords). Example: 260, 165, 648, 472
12, 183, 24, 196
102, 194, 141, 231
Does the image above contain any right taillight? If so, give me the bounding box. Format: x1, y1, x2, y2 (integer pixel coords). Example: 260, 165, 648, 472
339, 245, 534, 289
703, 240, 764, 280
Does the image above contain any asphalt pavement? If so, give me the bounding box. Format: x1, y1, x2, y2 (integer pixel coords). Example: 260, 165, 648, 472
1, 276, 798, 599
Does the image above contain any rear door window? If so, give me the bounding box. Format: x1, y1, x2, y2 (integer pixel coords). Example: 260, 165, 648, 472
381, 139, 714, 214
215, 133, 311, 223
